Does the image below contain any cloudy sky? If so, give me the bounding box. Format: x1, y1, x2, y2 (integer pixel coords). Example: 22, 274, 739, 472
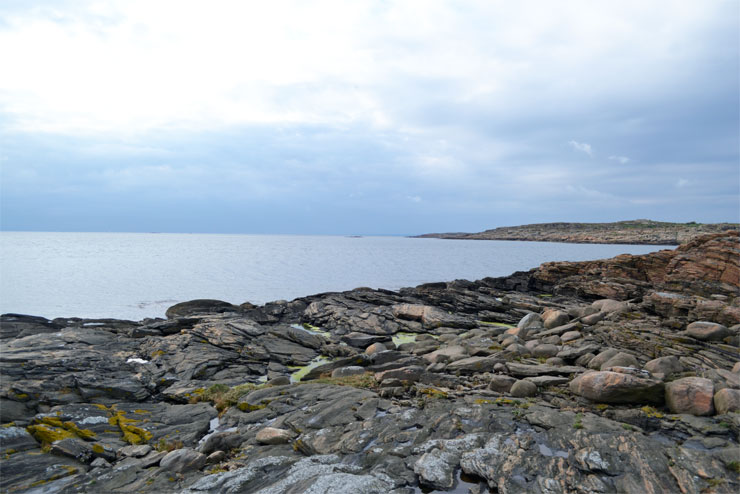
0, 1, 738, 234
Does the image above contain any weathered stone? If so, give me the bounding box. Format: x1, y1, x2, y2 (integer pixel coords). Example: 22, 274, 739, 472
49, 437, 94, 463
488, 375, 517, 393
543, 310, 570, 329
644, 356, 684, 378
600, 352, 639, 370
581, 312, 607, 325
533, 344, 559, 358
445, 356, 502, 374
118, 444, 152, 458
160, 448, 207, 473
423, 345, 467, 364
256, 427, 294, 445
665, 377, 715, 416
713, 388, 740, 414
684, 321, 731, 341
557, 343, 601, 360
374, 366, 424, 383
198, 430, 243, 455
560, 330, 582, 342
510, 380, 537, 397
206, 450, 227, 464
588, 348, 620, 370
364, 342, 387, 355
592, 299, 629, 313
330, 366, 367, 378
165, 299, 238, 319
570, 371, 664, 404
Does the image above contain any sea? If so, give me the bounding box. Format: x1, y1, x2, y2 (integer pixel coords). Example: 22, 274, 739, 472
0, 232, 673, 321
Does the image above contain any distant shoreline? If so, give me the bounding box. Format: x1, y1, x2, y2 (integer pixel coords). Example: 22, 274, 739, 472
413, 219, 740, 245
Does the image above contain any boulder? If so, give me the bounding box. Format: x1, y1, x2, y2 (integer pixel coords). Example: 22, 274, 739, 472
600, 352, 639, 371
560, 331, 582, 342
423, 345, 467, 364
543, 310, 570, 329
445, 356, 502, 374
592, 299, 628, 313
256, 427, 294, 445
364, 342, 387, 355
510, 380, 537, 397
665, 377, 715, 416
331, 366, 367, 378
160, 448, 207, 473
569, 371, 664, 404
644, 356, 684, 379
588, 349, 620, 370
488, 375, 516, 393
532, 344, 559, 358
684, 322, 731, 342
713, 388, 740, 414
165, 299, 238, 319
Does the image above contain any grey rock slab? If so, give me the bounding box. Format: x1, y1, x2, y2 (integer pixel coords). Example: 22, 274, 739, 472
506, 362, 584, 377
556, 343, 602, 360
159, 447, 207, 473
445, 356, 503, 374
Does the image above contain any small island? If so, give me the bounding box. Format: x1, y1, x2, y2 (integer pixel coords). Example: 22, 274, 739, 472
415, 219, 740, 245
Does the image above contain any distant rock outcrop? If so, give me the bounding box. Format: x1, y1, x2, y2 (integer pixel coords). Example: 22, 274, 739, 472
416, 219, 739, 245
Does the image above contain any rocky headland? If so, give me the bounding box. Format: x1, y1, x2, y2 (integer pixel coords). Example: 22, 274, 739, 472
1, 232, 739, 493
415, 219, 739, 245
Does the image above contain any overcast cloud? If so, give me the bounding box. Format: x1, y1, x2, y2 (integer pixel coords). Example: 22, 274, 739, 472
1, 0, 738, 234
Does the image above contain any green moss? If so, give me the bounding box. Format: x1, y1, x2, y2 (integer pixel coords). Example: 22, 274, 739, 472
641, 406, 664, 419
573, 412, 584, 430
727, 461, 740, 473
419, 388, 448, 399
92, 444, 104, 454
236, 402, 267, 412
308, 373, 377, 389
26, 424, 76, 446
595, 404, 609, 411
109, 411, 152, 445
621, 423, 634, 431
474, 399, 495, 405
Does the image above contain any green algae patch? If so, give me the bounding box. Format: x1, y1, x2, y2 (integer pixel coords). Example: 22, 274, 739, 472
289, 356, 332, 383
236, 402, 267, 412
392, 333, 418, 346
419, 387, 449, 399
308, 373, 377, 389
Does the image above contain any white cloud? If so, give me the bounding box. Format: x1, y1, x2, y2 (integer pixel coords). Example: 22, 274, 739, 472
676, 178, 690, 188
609, 155, 631, 164
0, 0, 727, 135
568, 140, 593, 156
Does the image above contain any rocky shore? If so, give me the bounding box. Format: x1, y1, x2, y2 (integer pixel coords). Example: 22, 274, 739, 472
1, 232, 739, 493
415, 219, 739, 245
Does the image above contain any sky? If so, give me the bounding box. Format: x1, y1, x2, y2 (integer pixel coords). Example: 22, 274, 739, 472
0, 0, 738, 235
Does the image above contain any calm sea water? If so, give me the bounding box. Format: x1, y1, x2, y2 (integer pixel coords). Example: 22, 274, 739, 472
0, 232, 672, 321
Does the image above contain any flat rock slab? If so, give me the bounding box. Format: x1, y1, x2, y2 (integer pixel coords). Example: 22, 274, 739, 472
506, 362, 584, 377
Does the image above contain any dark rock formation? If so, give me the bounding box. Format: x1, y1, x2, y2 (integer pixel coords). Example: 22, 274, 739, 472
1, 232, 738, 493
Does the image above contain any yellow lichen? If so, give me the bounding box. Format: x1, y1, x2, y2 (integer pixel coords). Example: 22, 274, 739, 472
92, 444, 104, 454
109, 411, 153, 445
474, 399, 495, 405
237, 402, 266, 412
26, 424, 76, 446
62, 421, 96, 440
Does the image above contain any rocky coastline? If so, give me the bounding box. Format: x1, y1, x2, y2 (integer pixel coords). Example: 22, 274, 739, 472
415, 219, 740, 245
1, 232, 739, 493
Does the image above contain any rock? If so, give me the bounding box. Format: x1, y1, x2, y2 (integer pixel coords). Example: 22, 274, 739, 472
506, 362, 584, 377
545, 357, 564, 366
665, 377, 715, 416
0, 426, 37, 455
391, 304, 476, 329
713, 388, 740, 414
341, 332, 387, 348
364, 342, 387, 355
570, 371, 664, 404
267, 376, 291, 386
592, 299, 629, 313
510, 380, 537, 397
488, 375, 517, 393
543, 310, 570, 329
581, 312, 606, 325
49, 437, 94, 463
733, 362, 740, 373
160, 448, 207, 473
445, 356, 503, 374
557, 343, 601, 360
684, 321, 731, 341
330, 366, 367, 378
206, 450, 227, 464
414, 449, 458, 490
588, 349, 620, 370
600, 352, 639, 371
119, 444, 152, 458
165, 299, 238, 319
560, 330, 582, 342
198, 430, 243, 455
374, 366, 424, 383
509, 313, 543, 339
256, 427, 294, 445
532, 344, 559, 358
90, 457, 111, 468
423, 345, 467, 364
0, 399, 29, 423
644, 356, 684, 378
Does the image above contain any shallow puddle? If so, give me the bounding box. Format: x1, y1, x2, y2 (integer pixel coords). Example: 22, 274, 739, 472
288, 355, 332, 382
